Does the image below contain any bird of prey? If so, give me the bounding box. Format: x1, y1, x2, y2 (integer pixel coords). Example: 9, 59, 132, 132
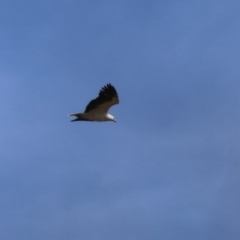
69, 83, 119, 122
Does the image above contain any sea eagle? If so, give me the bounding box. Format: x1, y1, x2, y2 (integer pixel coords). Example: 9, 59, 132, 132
69, 83, 119, 122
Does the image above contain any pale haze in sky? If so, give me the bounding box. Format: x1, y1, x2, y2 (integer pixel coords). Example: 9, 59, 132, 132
1, 1, 240, 239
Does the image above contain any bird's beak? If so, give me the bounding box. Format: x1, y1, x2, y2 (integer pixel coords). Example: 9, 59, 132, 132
113, 119, 116, 123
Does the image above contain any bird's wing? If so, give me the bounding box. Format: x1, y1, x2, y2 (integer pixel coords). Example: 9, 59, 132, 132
84, 83, 119, 113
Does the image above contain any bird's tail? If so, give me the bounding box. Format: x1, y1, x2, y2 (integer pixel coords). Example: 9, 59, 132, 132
68, 112, 82, 117
71, 118, 83, 122
68, 113, 92, 122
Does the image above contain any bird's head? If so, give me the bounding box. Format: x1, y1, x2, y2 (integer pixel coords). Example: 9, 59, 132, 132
106, 114, 116, 123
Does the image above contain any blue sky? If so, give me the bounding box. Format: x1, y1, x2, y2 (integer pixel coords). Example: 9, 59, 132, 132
1, 1, 240, 239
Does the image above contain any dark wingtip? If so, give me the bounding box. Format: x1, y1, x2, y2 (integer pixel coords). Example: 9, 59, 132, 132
100, 83, 118, 96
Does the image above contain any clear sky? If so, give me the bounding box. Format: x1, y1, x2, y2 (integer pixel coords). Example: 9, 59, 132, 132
1, 1, 240, 239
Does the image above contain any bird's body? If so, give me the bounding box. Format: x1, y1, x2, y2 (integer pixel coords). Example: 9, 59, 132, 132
69, 112, 115, 122
69, 84, 119, 123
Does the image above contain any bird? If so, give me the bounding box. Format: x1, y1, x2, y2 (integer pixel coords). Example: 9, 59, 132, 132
69, 83, 119, 123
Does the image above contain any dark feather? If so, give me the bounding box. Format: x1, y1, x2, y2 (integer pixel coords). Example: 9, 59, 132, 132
71, 118, 93, 122
84, 83, 119, 113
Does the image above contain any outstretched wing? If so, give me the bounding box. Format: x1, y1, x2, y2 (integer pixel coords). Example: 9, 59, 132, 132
84, 83, 119, 113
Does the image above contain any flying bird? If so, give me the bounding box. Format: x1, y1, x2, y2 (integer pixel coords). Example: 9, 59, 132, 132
69, 83, 119, 122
